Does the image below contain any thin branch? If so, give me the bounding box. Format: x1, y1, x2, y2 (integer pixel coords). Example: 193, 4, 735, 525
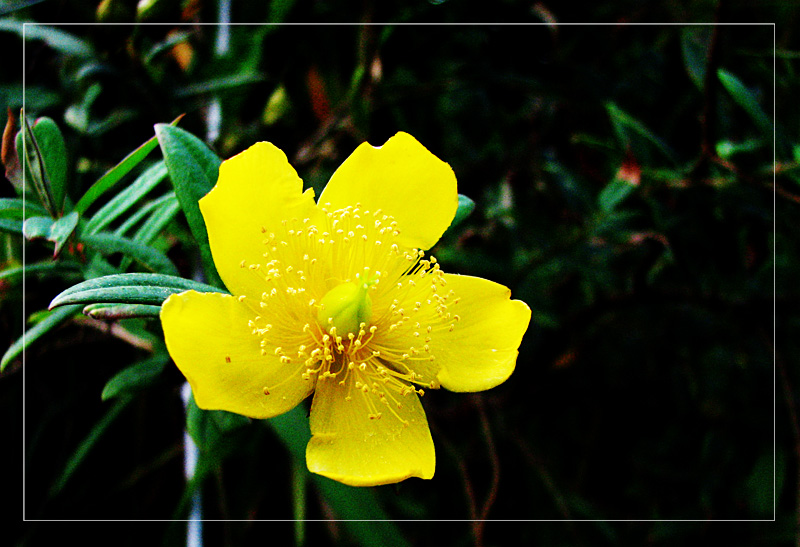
773, 333, 800, 546
472, 395, 501, 535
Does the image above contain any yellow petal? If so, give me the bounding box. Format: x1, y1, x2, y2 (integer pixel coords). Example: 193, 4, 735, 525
319, 132, 457, 251
435, 274, 530, 392
200, 142, 319, 298
161, 290, 313, 418
306, 375, 435, 486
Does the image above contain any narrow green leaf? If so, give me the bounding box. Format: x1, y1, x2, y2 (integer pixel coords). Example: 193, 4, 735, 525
0, 197, 48, 219
680, 27, 712, 89
174, 73, 267, 98
49, 272, 226, 309
718, 69, 790, 160
0, 260, 82, 283
49, 397, 132, 498
73, 116, 182, 215
452, 194, 475, 228
119, 193, 180, 271
83, 303, 163, 320
21, 215, 53, 240
113, 192, 175, 238
20, 113, 58, 216
269, 0, 297, 23
48, 211, 80, 256
0, 19, 94, 57
85, 161, 168, 234
63, 82, 102, 134
598, 179, 636, 214
155, 124, 223, 287
52, 285, 181, 307
543, 159, 593, 213
267, 405, 312, 461
717, 69, 772, 136
2, 1, 48, 15
73, 135, 159, 214
131, 193, 179, 244
0, 218, 22, 233
143, 30, 193, 65
22, 213, 79, 256
81, 232, 178, 275
605, 103, 678, 166
31, 117, 68, 214
1, 304, 81, 371
186, 393, 250, 452
441, 194, 476, 240
716, 138, 763, 160
101, 352, 169, 400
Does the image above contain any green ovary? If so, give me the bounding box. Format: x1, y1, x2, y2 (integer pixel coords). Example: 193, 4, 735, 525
317, 281, 373, 336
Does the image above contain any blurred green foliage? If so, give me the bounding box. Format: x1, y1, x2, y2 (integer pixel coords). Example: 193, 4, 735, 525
1, 1, 796, 546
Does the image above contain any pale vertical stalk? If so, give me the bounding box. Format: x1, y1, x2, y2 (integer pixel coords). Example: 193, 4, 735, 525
182, 383, 202, 547
206, 0, 231, 144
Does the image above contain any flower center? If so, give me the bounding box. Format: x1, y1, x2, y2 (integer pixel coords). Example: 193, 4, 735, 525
317, 277, 375, 336
241, 203, 461, 420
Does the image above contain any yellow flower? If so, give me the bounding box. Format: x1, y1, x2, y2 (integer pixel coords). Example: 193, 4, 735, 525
160, 132, 531, 486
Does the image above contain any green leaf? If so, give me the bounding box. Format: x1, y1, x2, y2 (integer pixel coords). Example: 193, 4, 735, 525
0, 260, 82, 283
80, 232, 178, 275
452, 194, 476, 228
12, 117, 69, 215
717, 68, 790, 158
0, 197, 48, 219
543, 159, 593, 213
155, 124, 223, 287
441, 194, 476, 240
84, 161, 168, 234
174, 73, 267, 98
597, 178, 636, 214
18, 113, 58, 216
131, 193, 179, 244
49, 397, 132, 498
605, 102, 678, 166
63, 82, 102, 134
31, 117, 68, 214
113, 191, 175, 238
83, 303, 163, 320
101, 352, 169, 400
0, 218, 22, 233
269, 0, 297, 22
73, 115, 182, 215
1, 304, 81, 371
22, 211, 79, 256
186, 393, 250, 452
680, 27, 712, 89
142, 30, 193, 65
49, 272, 226, 309
21, 215, 53, 240
717, 68, 772, 136
48, 211, 80, 256
118, 193, 180, 271
0, 19, 94, 57
2, 1, 48, 15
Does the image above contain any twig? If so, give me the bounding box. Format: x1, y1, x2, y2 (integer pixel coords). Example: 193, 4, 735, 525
73, 315, 154, 351
472, 395, 500, 529
773, 333, 800, 546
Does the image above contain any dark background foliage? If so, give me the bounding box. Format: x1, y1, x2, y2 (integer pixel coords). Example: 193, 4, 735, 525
2, 0, 795, 546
